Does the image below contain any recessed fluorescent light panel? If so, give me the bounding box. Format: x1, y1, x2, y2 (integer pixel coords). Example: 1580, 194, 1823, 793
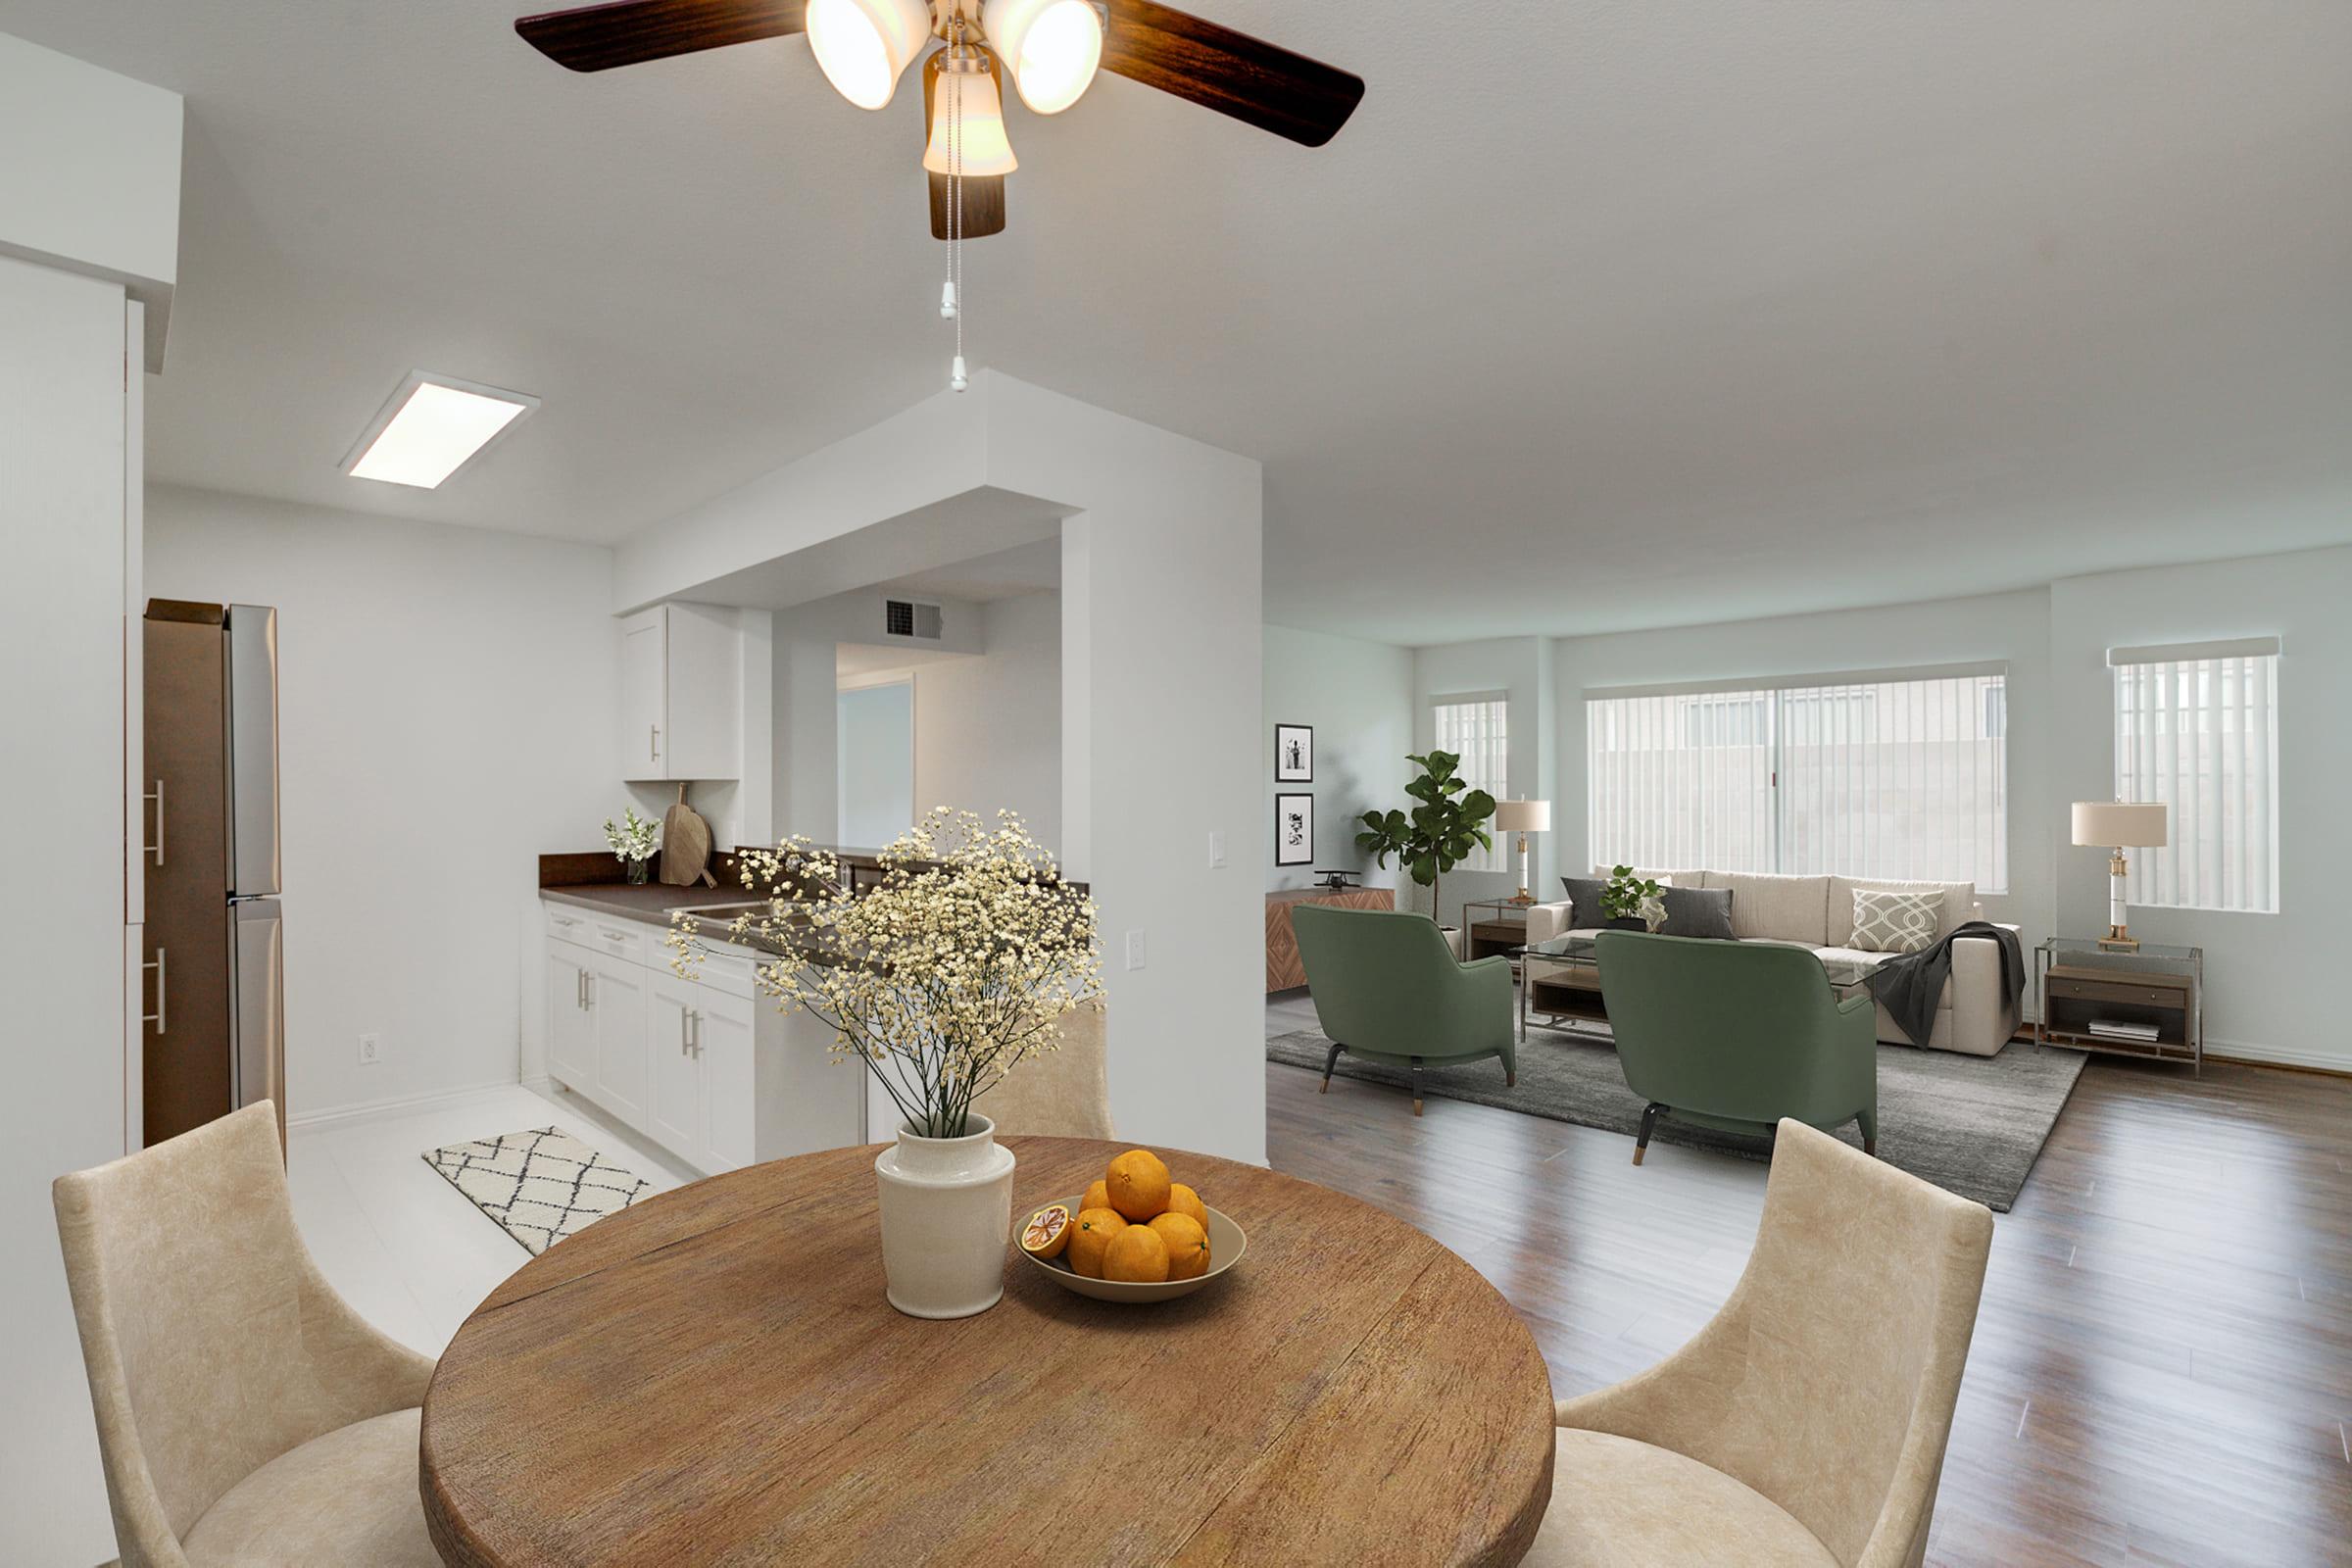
340, 371, 539, 489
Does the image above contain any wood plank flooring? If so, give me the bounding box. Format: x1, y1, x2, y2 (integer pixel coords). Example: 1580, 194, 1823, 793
1263, 994, 2352, 1568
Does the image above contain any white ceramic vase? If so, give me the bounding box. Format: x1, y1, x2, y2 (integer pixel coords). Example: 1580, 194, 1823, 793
874, 1113, 1016, 1319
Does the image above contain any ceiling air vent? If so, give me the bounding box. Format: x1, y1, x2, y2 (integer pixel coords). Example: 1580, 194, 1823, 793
885, 599, 943, 640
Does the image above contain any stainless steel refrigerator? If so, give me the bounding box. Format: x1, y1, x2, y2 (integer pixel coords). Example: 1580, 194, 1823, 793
143, 601, 285, 1152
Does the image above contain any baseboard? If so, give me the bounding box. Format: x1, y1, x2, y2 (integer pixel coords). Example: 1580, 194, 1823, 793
284, 1078, 523, 1132
2201, 1038, 2352, 1076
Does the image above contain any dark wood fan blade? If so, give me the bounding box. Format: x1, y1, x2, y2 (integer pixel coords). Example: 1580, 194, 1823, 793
1100, 0, 1362, 147
515, 0, 807, 73
922, 51, 1008, 240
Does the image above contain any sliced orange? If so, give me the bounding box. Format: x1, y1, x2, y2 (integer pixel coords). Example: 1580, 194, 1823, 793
1019, 1203, 1072, 1260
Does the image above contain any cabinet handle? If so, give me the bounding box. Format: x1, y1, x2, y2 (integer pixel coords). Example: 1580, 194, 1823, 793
142, 948, 167, 1035
690, 1007, 703, 1056
679, 1007, 690, 1055
142, 779, 164, 865
650, 723, 661, 763
576, 968, 586, 1010
583, 971, 594, 1010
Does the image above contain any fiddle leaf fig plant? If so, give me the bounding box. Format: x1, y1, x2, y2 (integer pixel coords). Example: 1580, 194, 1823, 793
1355, 750, 1497, 926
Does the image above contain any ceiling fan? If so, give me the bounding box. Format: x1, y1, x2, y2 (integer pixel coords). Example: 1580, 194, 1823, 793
513, 0, 1365, 240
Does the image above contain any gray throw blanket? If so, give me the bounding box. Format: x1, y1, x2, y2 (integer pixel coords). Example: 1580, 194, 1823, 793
1865, 920, 2025, 1048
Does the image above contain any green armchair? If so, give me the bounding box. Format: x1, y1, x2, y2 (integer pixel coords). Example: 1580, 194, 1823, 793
1594, 930, 1878, 1164
1291, 904, 1516, 1116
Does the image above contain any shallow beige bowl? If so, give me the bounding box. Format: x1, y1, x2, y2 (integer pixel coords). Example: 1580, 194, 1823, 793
1018, 1197, 1248, 1303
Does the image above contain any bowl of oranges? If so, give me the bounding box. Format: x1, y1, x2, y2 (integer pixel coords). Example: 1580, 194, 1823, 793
1015, 1148, 1246, 1303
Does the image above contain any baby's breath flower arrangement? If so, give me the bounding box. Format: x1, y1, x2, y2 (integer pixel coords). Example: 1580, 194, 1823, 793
669, 808, 1102, 1140
604, 807, 660, 884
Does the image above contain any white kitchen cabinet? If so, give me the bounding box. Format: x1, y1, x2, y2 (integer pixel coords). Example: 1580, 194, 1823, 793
646, 973, 703, 1160
618, 602, 741, 783
695, 990, 758, 1173
544, 941, 595, 1090
589, 952, 650, 1128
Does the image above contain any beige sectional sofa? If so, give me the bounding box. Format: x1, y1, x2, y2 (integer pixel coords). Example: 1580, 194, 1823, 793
1525, 868, 2022, 1057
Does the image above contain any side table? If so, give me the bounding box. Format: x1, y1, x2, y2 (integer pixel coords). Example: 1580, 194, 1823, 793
2035, 937, 2203, 1073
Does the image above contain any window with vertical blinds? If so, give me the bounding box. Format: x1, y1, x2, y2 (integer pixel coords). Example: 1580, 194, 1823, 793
1432, 693, 1508, 872
2111, 640, 2279, 913
1586, 666, 2008, 890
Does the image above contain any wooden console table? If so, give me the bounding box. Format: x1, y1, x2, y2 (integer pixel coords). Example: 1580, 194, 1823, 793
1266, 886, 1394, 992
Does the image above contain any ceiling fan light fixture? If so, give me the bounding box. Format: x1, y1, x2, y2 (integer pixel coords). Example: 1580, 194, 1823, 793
983, 0, 1104, 115
806, 0, 932, 109
922, 54, 1020, 177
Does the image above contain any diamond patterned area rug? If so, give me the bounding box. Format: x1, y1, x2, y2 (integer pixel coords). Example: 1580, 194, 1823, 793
1267, 1026, 2087, 1212
422, 1126, 651, 1254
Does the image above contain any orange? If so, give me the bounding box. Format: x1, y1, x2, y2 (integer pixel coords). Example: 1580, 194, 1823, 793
1019, 1203, 1071, 1260
1104, 1149, 1172, 1221
1165, 1183, 1208, 1231
1066, 1207, 1128, 1278
1149, 1212, 1210, 1280
1084, 1178, 1111, 1213
1102, 1222, 1170, 1283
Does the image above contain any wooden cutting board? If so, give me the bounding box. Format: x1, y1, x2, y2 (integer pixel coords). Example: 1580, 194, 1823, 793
659, 785, 713, 888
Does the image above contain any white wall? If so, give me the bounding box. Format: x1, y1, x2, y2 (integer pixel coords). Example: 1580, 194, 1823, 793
2050, 548, 2352, 1069
1262, 624, 1414, 892
1410, 637, 1560, 926
906, 591, 1063, 856
836, 679, 914, 848
0, 254, 135, 1568
144, 485, 619, 1111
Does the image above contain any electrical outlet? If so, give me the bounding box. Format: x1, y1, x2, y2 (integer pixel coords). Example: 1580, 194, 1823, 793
1125, 930, 1147, 971
1207, 831, 1227, 868
358, 1032, 380, 1066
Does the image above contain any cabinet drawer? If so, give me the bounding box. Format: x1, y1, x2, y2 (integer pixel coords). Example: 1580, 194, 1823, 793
689, 946, 762, 1001
2047, 974, 2188, 1009
543, 906, 595, 945
584, 919, 649, 967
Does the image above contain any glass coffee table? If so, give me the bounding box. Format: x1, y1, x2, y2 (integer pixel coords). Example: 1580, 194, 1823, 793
1509, 933, 1878, 1041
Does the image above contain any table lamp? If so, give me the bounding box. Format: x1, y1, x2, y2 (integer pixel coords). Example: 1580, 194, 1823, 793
2071, 801, 2168, 952
1493, 799, 1551, 905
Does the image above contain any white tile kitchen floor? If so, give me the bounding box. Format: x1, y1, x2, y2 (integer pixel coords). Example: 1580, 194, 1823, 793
287, 1083, 698, 1356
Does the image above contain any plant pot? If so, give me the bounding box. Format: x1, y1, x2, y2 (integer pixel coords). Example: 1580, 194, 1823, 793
873, 1113, 1016, 1319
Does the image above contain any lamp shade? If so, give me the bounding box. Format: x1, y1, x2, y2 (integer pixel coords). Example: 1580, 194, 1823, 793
983, 0, 1103, 113
923, 57, 1020, 176
2072, 801, 2167, 848
1494, 799, 1552, 833
806, 0, 932, 110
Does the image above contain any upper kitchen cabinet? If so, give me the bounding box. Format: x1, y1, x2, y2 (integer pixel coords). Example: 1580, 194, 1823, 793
618, 603, 741, 782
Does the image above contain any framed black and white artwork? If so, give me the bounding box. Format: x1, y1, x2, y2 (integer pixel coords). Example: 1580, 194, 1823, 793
1274, 723, 1314, 783
1275, 792, 1315, 866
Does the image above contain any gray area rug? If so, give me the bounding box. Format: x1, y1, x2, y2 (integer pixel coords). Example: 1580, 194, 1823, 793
1267, 1026, 2086, 1211
423, 1126, 651, 1254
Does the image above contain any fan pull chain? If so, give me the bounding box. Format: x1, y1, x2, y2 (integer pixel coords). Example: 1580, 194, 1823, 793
945, 24, 969, 392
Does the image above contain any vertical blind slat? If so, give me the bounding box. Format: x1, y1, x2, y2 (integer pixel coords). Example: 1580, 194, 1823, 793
2113, 652, 2278, 913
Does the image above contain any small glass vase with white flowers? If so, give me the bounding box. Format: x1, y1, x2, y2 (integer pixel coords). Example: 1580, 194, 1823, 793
604, 807, 660, 885
668, 808, 1102, 1318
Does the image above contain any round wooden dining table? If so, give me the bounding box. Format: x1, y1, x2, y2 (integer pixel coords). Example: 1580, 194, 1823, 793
420, 1136, 1555, 1566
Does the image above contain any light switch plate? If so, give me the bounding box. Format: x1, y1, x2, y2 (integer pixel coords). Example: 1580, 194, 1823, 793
1207, 831, 1227, 868
1125, 930, 1147, 971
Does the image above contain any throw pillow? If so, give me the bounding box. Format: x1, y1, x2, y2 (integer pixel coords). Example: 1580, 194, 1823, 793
1850, 888, 1940, 955
1560, 878, 1735, 939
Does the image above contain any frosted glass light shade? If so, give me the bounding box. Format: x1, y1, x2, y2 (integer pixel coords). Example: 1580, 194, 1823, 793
2072, 801, 2167, 848
983, 0, 1104, 113
807, 0, 932, 110
923, 60, 1019, 176
1494, 799, 1552, 833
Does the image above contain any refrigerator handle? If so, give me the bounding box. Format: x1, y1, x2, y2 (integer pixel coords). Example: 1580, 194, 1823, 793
142, 778, 164, 865
142, 947, 167, 1035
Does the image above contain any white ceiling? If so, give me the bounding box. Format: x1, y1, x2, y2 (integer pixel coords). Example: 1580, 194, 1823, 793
9, 1, 2350, 644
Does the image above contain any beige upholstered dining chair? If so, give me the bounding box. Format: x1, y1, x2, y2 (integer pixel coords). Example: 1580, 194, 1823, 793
1526, 1119, 1993, 1568
973, 999, 1114, 1138
52, 1102, 440, 1567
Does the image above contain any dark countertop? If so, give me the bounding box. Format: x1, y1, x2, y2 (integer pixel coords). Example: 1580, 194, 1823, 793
539, 884, 754, 922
